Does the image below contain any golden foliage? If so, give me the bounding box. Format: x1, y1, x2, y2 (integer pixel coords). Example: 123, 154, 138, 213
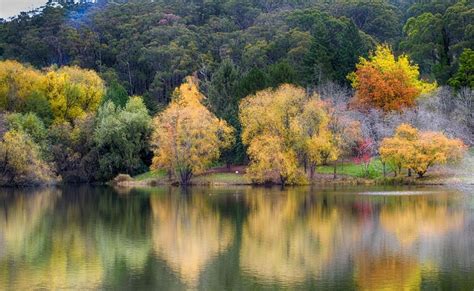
0, 130, 56, 185
0, 60, 105, 123
380, 124, 467, 177
349, 45, 436, 112
0, 60, 45, 111
150, 77, 234, 184
43, 66, 105, 123
239, 84, 338, 184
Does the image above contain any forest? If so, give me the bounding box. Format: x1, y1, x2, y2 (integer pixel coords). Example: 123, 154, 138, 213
0, 0, 472, 185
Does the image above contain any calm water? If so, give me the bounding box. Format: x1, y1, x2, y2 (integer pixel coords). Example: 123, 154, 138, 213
0, 185, 473, 290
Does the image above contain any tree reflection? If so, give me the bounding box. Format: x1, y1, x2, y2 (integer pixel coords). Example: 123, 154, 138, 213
239, 188, 358, 284
150, 190, 234, 287
380, 195, 464, 247
0, 188, 103, 289
355, 252, 422, 290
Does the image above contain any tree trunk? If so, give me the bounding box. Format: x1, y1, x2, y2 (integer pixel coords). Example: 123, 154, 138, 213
333, 160, 337, 180
382, 162, 386, 178
408, 168, 412, 177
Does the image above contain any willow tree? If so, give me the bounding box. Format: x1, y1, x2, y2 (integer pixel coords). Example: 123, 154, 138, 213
150, 77, 234, 185
240, 84, 337, 184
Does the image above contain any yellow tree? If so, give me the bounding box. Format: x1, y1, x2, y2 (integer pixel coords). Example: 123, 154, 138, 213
348, 45, 436, 112
0, 130, 56, 185
380, 124, 466, 178
240, 84, 338, 184
0, 60, 45, 111
409, 131, 466, 178
43, 66, 105, 123
150, 77, 234, 185
380, 124, 418, 176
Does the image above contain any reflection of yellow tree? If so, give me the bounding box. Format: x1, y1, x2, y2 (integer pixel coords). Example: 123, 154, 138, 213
0, 213, 103, 289
240, 189, 350, 284
355, 252, 421, 290
0, 189, 60, 258
380, 196, 463, 247
150, 193, 234, 287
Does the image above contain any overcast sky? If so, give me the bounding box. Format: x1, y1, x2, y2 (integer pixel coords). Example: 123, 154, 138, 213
0, 0, 46, 19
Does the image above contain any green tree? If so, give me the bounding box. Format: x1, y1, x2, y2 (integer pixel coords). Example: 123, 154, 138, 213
449, 48, 474, 89
94, 96, 152, 180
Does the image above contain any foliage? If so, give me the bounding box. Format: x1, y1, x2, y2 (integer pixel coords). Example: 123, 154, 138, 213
240, 84, 337, 184
47, 114, 98, 182
380, 124, 467, 177
0, 60, 45, 111
94, 96, 152, 181
448, 48, 474, 89
5, 112, 47, 145
44, 66, 105, 123
401, 0, 473, 83
0, 60, 105, 124
151, 77, 234, 184
0, 130, 56, 186
349, 44, 436, 112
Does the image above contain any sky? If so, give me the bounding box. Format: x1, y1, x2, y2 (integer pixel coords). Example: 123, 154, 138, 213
0, 0, 47, 19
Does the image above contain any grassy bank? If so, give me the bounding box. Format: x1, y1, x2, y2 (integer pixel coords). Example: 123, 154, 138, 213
122, 155, 471, 187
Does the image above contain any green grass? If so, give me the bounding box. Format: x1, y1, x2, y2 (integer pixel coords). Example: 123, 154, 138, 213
192, 173, 250, 184
317, 158, 386, 179
133, 169, 167, 181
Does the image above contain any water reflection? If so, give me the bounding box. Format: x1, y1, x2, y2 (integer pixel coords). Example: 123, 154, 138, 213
150, 189, 234, 287
0, 186, 472, 290
239, 189, 357, 285
380, 195, 464, 247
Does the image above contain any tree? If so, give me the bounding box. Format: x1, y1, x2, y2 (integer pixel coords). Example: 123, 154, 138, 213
48, 114, 98, 182
400, 12, 448, 81
380, 124, 466, 178
43, 66, 105, 123
0, 130, 56, 185
379, 123, 417, 176
448, 48, 474, 89
240, 84, 336, 184
6, 112, 47, 146
349, 44, 436, 112
94, 96, 152, 181
150, 77, 234, 185
0, 60, 45, 111
206, 59, 244, 165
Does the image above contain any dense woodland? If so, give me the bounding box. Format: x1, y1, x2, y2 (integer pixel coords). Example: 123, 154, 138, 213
0, 0, 472, 185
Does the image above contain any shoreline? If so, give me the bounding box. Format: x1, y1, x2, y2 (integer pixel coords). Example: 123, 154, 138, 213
113, 172, 472, 188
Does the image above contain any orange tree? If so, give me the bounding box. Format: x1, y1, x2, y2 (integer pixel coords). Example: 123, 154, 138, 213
348, 45, 436, 112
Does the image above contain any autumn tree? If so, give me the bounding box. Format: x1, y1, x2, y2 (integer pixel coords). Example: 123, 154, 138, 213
0, 130, 56, 186
380, 124, 466, 178
240, 84, 337, 184
349, 45, 436, 112
151, 77, 234, 185
0, 60, 45, 111
379, 124, 418, 176
43, 66, 105, 123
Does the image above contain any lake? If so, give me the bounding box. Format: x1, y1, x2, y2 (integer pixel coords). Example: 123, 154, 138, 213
0, 185, 473, 290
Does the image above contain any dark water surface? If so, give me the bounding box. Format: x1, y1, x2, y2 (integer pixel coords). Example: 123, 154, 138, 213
0, 185, 473, 290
